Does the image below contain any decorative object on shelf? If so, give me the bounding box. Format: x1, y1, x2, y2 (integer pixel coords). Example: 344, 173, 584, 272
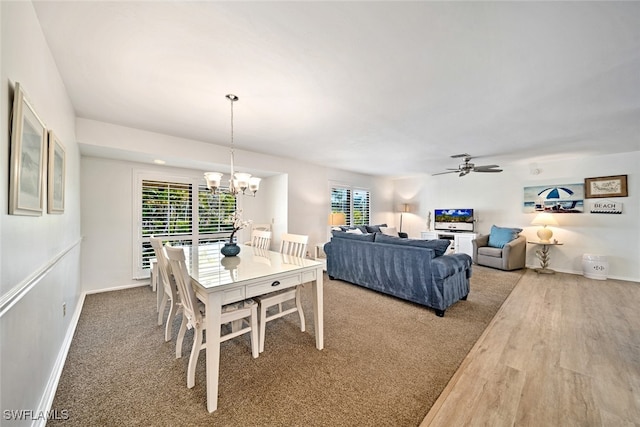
585, 175, 628, 198
590, 199, 623, 214
531, 212, 558, 243
398, 203, 410, 233
204, 94, 261, 196
47, 130, 65, 214
9, 82, 47, 216
523, 183, 584, 213
328, 212, 346, 227
222, 210, 252, 257
426, 211, 431, 231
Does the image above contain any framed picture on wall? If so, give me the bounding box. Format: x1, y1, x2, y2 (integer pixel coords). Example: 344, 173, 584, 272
523, 183, 585, 213
9, 82, 47, 216
584, 175, 628, 198
47, 130, 66, 214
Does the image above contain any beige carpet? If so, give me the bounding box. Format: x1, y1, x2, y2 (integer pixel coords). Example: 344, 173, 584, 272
48, 266, 523, 426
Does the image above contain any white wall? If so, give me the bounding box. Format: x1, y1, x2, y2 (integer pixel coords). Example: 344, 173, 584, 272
394, 151, 640, 281
78, 119, 390, 292
1, 1, 82, 423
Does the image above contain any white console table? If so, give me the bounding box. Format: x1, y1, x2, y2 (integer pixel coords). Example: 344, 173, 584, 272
421, 231, 477, 258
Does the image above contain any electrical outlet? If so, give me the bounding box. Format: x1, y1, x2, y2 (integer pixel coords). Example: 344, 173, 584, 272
63, 302, 66, 317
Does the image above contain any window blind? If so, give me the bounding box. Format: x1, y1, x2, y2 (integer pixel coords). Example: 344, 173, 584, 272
352, 189, 370, 226
331, 187, 351, 226
136, 178, 236, 277
330, 185, 370, 226
198, 184, 236, 238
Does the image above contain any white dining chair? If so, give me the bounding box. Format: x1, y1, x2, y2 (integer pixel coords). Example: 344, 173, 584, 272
244, 223, 272, 245
254, 233, 308, 353
250, 230, 272, 250
149, 236, 182, 342
164, 245, 259, 389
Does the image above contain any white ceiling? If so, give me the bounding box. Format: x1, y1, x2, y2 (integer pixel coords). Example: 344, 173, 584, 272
32, 1, 640, 177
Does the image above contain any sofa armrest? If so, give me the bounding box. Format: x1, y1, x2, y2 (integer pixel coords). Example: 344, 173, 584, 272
471, 234, 489, 263
431, 253, 473, 280
500, 234, 526, 270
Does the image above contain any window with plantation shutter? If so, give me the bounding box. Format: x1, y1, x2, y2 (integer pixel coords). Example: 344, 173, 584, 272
331, 186, 351, 225
135, 175, 237, 278
197, 184, 236, 237
352, 189, 370, 226
330, 185, 370, 227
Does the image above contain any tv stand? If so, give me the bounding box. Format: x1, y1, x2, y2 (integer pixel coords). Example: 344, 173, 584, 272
421, 231, 477, 258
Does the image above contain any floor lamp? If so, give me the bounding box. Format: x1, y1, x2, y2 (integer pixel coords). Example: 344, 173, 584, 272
399, 203, 410, 233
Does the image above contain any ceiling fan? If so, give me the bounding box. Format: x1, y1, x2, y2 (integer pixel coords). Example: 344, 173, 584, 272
433, 154, 503, 177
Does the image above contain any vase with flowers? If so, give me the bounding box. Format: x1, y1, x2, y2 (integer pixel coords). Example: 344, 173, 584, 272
221, 210, 252, 257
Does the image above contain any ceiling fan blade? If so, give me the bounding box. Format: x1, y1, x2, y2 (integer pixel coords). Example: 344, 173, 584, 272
432, 170, 460, 176
474, 168, 503, 173
473, 164, 500, 170
451, 153, 471, 159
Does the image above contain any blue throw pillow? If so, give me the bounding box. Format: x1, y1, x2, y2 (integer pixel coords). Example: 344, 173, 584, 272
365, 224, 387, 233
488, 225, 522, 248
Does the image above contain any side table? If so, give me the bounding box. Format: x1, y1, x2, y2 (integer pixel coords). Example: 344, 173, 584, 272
528, 241, 563, 274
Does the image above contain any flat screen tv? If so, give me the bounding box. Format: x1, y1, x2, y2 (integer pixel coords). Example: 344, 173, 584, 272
434, 209, 475, 232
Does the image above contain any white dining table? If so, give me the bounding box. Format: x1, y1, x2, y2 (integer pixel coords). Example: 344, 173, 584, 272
181, 242, 324, 413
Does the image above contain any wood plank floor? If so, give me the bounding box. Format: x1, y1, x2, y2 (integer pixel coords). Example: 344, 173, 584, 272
421, 269, 640, 426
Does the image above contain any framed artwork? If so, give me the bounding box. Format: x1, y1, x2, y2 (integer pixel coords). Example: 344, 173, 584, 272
47, 131, 66, 214
585, 175, 628, 198
523, 183, 585, 213
9, 83, 47, 216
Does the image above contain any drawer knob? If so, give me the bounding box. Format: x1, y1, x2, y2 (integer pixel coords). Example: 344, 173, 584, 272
271, 280, 281, 287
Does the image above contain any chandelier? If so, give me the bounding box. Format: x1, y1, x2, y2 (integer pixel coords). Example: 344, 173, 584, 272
204, 94, 260, 197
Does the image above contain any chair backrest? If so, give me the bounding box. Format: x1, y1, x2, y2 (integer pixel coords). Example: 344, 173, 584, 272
251, 230, 272, 250
251, 223, 272, 233
149, 236, 178, 299
280, 233, 309, 258
164, 245, 202, 330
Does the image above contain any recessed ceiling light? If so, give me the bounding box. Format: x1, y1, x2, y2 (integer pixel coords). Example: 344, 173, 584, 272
153, 159, 166, 165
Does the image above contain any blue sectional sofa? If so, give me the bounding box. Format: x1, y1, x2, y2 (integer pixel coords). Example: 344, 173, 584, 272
324, 231, 473, 317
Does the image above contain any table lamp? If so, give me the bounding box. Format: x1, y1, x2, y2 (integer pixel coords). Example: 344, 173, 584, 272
328, 212, 346, 227
531, 212, 558, 243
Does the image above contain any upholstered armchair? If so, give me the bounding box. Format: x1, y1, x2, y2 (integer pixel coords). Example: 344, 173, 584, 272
472, 226, 526, 271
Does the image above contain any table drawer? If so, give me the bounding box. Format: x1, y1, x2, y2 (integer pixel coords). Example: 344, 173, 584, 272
246, 273, 301, 297
302, 269, 317, 283
222, 287, 246, 305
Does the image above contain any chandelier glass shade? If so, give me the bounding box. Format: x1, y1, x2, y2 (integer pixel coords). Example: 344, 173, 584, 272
204, 94, 260, 197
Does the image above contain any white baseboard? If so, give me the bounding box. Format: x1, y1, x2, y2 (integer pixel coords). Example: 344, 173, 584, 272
33, 291, 86, 427
84, 281, 151, 295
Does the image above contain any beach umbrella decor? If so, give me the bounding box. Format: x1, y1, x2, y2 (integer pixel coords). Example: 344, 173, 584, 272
537, 187, 574, 200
